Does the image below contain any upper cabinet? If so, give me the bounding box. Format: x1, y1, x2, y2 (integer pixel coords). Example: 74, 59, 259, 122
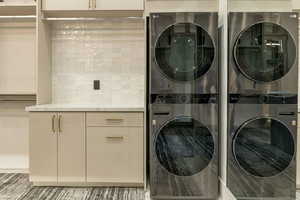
293, 0, 300, 10
94, 0, 143, 10
42, 0, 143, 11
42, 0, 89, 11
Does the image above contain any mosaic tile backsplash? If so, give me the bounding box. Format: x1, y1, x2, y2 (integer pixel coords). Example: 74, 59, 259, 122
51, 19, 145, 107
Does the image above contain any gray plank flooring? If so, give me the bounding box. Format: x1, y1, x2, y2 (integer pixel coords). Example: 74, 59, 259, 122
0, 174, 299, 200
0, 174, 145, 200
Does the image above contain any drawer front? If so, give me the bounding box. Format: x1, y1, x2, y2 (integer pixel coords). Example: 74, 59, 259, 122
86, 112, 143, 127
87, 127, 143, 183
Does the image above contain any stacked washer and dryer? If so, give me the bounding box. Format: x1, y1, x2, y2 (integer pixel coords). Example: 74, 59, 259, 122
228, 12, 298, 199
149, 13, 219, 199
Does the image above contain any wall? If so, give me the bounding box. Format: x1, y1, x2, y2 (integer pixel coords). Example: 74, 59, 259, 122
51, 20, 145, 107
145, 0, 218, 14
229, 0, 293, 11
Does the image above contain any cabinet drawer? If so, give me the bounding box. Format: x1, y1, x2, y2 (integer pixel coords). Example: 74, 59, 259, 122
86, 112, 143, 127
87, 127, 143, 183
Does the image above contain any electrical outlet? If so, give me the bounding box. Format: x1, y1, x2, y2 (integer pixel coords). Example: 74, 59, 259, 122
94, 80, 100, 90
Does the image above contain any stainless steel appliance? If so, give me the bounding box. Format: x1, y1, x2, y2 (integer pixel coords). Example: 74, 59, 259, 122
149, 12, 219, 199
150, 96, 218, 199
227, 12, 298, 199
227, 95, 297, 199
150, 12, 218, 95
228, 12, 298, 95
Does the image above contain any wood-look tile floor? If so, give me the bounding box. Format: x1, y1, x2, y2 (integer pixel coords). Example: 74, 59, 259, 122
0, 174, 146, 200
0, 174, 299, 200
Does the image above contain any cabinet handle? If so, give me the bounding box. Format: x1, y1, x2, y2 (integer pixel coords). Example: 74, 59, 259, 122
106, 119, 124, 122
88, 0, 91, 9
58, 115, 62, 133
94, 0, 96, 8
51, 115, 56, 133
106, 136, 124, 140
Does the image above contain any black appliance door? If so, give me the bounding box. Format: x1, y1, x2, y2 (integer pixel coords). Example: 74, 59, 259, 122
155, 116, 214, 176
155, 23, 215, 82
233, 117, 295, 177
234, 22, 296, 82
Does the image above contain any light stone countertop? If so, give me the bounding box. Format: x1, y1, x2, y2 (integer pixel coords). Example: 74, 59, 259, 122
26, 104, 145, 112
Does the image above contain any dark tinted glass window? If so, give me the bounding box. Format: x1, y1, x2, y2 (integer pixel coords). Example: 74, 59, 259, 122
155, 117, 214, 176
155, 23, 215, 81
233, 118, 294, 177
235, 22, 296, 82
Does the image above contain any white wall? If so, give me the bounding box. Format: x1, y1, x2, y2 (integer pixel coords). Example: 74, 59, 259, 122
145, 0, 218, 14
229, 0, 293, 12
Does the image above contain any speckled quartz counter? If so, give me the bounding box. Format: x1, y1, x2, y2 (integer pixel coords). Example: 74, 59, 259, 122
26, 104, 145, 112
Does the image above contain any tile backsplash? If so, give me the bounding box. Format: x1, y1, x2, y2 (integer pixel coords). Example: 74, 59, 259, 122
51, 19, 145, 107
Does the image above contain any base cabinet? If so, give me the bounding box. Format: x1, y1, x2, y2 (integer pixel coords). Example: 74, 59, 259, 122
29, 112, 85, 183
29, 111, 144, 186
87, 126, 143, 184
29, 112, 58, 182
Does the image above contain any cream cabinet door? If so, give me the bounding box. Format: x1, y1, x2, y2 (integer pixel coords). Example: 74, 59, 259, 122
95, 0, 143, 10
58, 113, 85, 183
42, 0, 90, 10
29, 112, 57, 182
293, 0, 300, 10
87, 127, 143, 184
0, 24, 36, 95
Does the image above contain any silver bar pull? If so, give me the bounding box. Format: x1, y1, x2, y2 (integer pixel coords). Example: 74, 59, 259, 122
106, 119, 124, 123
88, 0, 92, 9
51, 115, 56, 134
106, 136, 124, 140
58, 115, 62, 133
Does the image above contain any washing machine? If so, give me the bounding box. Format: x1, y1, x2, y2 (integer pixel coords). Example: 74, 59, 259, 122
150, 12, 218, 95
228, 12, 298, 95
227, 94, 297, 199
149, 94, 218, 199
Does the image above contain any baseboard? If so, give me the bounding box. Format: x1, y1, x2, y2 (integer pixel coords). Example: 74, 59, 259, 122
33, 182, 144, 187
218, 178, 236, 200
0, 168, 29, 173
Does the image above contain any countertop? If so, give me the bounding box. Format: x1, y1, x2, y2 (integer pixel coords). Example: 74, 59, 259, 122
26, 104, 145, 112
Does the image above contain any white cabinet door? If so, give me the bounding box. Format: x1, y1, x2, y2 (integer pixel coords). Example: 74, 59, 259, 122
29, 112, 57, 183
87, 126, 143, 184
95, 0, 143, 10
58, 113, 85, 183
42, 0, 90, 10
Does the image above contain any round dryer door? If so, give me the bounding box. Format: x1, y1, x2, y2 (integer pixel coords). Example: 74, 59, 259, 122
155, 116, 214, 176
233, 117, 295, 177
234, 22, 296, 82
155, 23, 215, 82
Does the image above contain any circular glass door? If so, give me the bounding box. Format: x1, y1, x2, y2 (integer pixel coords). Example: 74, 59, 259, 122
234, 22, 296, 82
233, 117, 294, 177
155, 23, 215, 82
155, 116, 214, 176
